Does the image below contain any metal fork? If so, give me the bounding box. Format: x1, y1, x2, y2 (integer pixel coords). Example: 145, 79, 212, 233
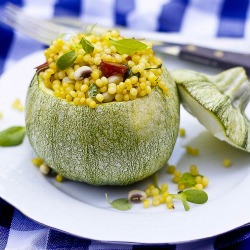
2, 3, 97, 45
0, 3, 185, 57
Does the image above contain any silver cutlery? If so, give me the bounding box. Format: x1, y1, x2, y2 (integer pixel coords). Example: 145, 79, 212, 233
2, 3, 250, 73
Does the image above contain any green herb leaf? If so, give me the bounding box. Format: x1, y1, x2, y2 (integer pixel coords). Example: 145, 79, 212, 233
88, 83, 98, 98
183, 189, 208, 204
182, 198, 190, 211
109, 38, 147, 55
178, 172, 196, 188
171, 189, 208, 211
125, 65, 141, 79
144, 64, 162, 70
171, 193, 190, 211
152, 173, 160, 190
80, 37, 94, 54
56, 50, 77, 70
0, 126, 26, 147
105, 193, 132, 211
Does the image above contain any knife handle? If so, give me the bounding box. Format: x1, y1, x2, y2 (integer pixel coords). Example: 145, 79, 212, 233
179, 45, 250, 74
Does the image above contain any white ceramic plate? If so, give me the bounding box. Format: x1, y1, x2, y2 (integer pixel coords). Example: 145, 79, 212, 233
1, 51, 250, 244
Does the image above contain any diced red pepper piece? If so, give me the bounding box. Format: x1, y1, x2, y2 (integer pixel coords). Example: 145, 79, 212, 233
99, 60, 128, 78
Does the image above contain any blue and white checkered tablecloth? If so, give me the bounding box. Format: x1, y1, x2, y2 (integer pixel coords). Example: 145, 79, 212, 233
1, 0, 250, 249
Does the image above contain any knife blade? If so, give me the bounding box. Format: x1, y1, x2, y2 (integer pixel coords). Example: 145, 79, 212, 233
153, 42, 250, 74
4, 3, 249, 74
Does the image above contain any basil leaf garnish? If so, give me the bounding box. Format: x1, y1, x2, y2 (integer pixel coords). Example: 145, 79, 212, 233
88, 83, 98, 98
144, 64, 162, 70
56, 50, 77, 70
171, 192, 190, 211
178, 172, 196, 188
105, 193, 132, 211
125, 65, 141, 79
183, 189, 208, 204
171, 189, 208, 211
0, 126, 26, 147
109, 38, 147, 55
80, 37, 94, 54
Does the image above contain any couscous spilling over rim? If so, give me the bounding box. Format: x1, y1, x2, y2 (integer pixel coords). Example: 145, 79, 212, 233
38, 30, 168, 108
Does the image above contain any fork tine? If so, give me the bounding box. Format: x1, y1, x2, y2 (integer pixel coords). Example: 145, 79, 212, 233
2, 3, 112, 45
4, 3, 59, 32
2, 3, 76, 45
3, 16, 54, 45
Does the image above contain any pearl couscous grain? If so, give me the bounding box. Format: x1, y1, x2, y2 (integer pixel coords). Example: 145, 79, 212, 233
223, 158, 232, 167
39, 31, 166, 108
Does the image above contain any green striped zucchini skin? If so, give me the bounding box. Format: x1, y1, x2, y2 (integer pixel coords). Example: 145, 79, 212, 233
171, 67, 250, 152
25, 68, 180, 185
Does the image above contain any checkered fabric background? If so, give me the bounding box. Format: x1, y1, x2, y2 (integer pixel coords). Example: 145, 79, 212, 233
1, 0, 250, 249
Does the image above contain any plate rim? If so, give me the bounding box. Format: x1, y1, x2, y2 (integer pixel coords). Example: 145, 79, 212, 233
0, 51, 250, 244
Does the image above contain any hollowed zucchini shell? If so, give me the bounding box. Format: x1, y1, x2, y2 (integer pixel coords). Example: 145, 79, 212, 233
25, 67, 180, 185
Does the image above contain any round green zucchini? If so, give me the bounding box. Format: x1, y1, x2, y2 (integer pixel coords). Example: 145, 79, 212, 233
25, 67, 180, 185
171, 67, 250, 152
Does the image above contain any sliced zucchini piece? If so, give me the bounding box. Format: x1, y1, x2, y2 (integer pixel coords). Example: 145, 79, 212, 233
171, 67, 250, 152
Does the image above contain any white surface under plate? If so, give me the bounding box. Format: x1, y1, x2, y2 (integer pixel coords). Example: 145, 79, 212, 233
0, 51, 250, 244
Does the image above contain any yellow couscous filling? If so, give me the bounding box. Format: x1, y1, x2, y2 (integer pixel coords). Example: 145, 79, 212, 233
38, 30, 167, 108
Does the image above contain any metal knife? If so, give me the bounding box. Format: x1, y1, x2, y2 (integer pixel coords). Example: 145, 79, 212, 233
4, 3, 249, 73
153, 42, 250, 74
